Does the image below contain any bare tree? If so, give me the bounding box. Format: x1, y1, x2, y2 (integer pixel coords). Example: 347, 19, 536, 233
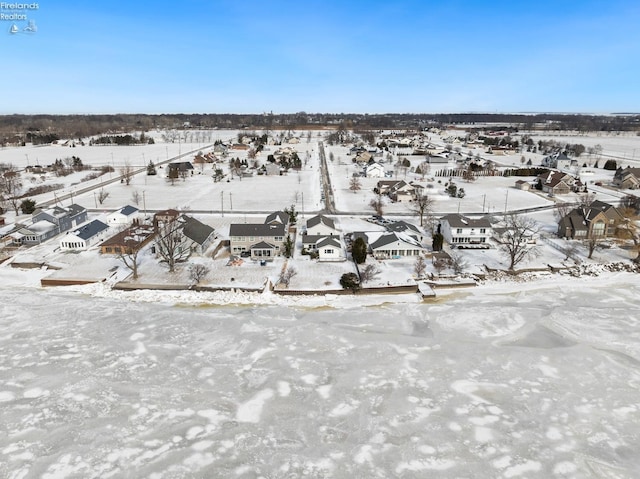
433, 257, 448, 276
0, 167, 22, 215
409, 191, 433, 227
118, 249, 141, 280
553, 202, 574, 222
562, 241, 581, 261
189, 263, 210, 284
369, 195, 384, 217
617, 208, 640, 264
279, 266, 297, 288
577, 192, 597, 207
450, 253, 468, 274
495, 213, 541, 270
131, 190, 141, 206
414, 256, 426, 278
120, 160, 134, 186
247, 147, 257, 160
97, 188, 110, 205
585, 237, 600, 259
349, 176, 361, 193
156, 216, 191, 272
360, 264, 381, 283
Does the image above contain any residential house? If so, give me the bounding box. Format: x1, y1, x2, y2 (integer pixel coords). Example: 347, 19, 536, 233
388, 180, 416, 203
181, 215, 216, 255
60, 220, 109, 251
265, 211, 290, 229
613, 167, 640, 190
537, 170, 574, 196
385, 220, 425, 243
100, 224, 155, 255
306, 214, 337, 236
229, 223, 286, 259
439, 214, 492, 246
365, 162, 386, 178
153, 209, 180, 231
100, 224, 156, 255
515, 180, 531, 191
13, 204, 88, 245
368, 232, 424, 259
107, 205, 139, 226
316, 236, 344, 261
167, 161, 194, 176
557, 200, 624, 239
375, 180, 400, 195
542, 152, 575, 170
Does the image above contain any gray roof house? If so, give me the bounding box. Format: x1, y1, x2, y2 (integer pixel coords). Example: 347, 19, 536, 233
369, 232, 423, 259
14, 204, 89, 245
229, 222, 286, 259
181, 215, 216, 254
439, 214, 492, 246
265, 211, 290, 227
306, 214, 337, 236
60, 220, 109, 251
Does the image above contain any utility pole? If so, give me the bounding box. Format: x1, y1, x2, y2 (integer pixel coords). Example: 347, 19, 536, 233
221, 190, 224, 217
504, 190, 509, 214
229, 192, 232, 211
93, 191, 97, 209
143, 191, 146, 218
482, 194, 486, 213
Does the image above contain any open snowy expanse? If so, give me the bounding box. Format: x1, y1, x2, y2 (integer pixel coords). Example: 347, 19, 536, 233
1, 273, 640, 478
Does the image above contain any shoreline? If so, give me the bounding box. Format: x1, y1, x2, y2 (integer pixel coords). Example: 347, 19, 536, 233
1, 261, 637, 309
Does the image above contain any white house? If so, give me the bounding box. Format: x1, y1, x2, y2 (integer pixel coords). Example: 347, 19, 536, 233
59, 220, 109, 251
369, 232, 423, 259
316, 236, 344, 261
107, 205, 139, 226
365, 162, 386, 178
306, 214, 338, 236
439, 214, 492, 246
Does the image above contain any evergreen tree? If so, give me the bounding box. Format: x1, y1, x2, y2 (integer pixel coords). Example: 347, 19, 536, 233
352, 237, 367, 264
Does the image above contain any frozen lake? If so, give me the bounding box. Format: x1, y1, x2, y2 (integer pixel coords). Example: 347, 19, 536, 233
1, 278, 640, 478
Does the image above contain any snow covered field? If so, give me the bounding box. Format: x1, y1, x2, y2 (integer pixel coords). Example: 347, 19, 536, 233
1, 274, 640, 478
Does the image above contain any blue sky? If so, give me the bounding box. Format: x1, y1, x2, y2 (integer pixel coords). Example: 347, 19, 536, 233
2, 0, 639, 114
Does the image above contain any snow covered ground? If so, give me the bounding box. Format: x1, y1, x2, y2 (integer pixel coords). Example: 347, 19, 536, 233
1, 272, 640, 478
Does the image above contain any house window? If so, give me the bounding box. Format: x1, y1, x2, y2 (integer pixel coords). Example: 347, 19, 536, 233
275, 236, 283, 242
480, 228, 486, 233
323, 249, 333, 254
592, 221, 605, 237
456, 228, 462, 234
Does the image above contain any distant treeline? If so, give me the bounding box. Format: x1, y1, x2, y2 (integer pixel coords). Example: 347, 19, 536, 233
1, 112, 639, 143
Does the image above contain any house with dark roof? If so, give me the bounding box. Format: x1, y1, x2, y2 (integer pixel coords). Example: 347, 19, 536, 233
316, 236, 343, 261
537, 171, 575, 196
13, 204, 88, 245
60, 220, 109, 250
265, 211, 290, 228
107, 205, 139, 226
369, 232, 423, 259
306, 214, 337, 236
385, 220, 425, 243
613, 167, 640, 190
167, 161, 194, 174
557, 200, 624, 239
439, 214, 492, 246
229, 222, 285, 259
181, 215, 216, 254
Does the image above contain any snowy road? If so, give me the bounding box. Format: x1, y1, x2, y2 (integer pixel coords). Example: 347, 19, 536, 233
1, 278, 640, 478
